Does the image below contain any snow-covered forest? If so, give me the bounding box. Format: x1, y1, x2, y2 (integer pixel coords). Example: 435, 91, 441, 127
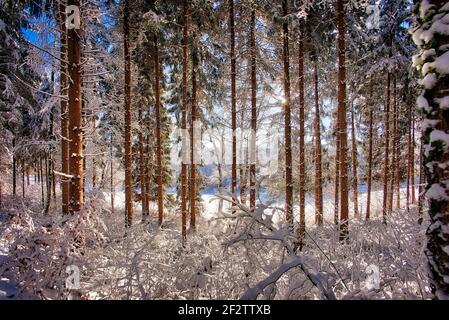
0, 0, 448, 300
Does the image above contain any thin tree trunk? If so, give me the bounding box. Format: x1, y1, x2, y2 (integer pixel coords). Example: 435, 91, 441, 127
44, 151, 52, 214
190, 59, 197, 230
181, 0, 188, 240
350, 101, 358, 218
40, 157, 44, 207
12, 135, 16, 196
313, 56, 323, 226
249, 10, 257, 212
337, 0, 349, 240
59, 2, 70, 215
110, 133, 114, 215
334, 117, 340, 225
154, 35, 164, 226
229, 0, 237, 210
406, 89, 412, 210
282, 0, 293, 227
138, 106, 148, 217
123, 0, 133, 225
67, 0, 83, 213
366, 80, 373, 220
296, 21, 306, 249
393, 77, 400, 209
418, 127, 425, 218
382, 72, 391, 223
411, 115, 416, 203
22, 160, 25, 198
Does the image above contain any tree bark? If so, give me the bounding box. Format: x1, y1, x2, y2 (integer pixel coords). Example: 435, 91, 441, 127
154, 35, 164, 226
123, 0, 133, 225
366, 82, 373, 220
282, 0, 293, 227
336, 0, 349, 240
414, 0, 449, 298
59, 2, 70, 214
229, 0, 237, 210
313, 56, 323, 226
181, 0, 188, 240
296, 20, 306, 248
190, 58, 197, 230
382, 72, 391, 223
249, 10, 257, 212
350, 101, 358, 218
67, 0, 83, 213
138, 106, 148, 217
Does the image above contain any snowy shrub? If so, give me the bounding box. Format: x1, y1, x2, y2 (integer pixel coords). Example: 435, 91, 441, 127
1, 204, 107, 299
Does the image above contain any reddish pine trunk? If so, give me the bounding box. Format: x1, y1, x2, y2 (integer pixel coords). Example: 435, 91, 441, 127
296, 21, 306, 247
411, 115, 416, 203
282, 0, 293, 227
190, 61, 198, 230
406, 89, 412, 210
350, 102, 358, 217
336, 0, 349, 240
154, 35, 164, 225
393, 77, 400, 209
181, 0, 188, 239
313, 57, 323, 225
334, 113, 340, 225
229, 0, 237, 209
249, 10, 257, 212
59, 2, 70, 214
110, 134, 114, 215
67, 0, 83, 213
123, 0, 133, 225
366, 80, 373, 220
382, 73, 391, 223
138, 106, 148, 217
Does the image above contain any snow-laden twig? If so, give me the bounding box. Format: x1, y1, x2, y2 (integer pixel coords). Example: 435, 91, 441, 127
240, 255, 336, 300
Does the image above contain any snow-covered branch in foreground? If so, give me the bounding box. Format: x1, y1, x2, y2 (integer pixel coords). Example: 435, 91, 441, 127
240, 255, 336, 300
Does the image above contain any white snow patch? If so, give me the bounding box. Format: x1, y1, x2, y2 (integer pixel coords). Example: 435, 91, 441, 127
422, 73, 437, 89
430, 129, 449, 149
426, 183, 449, 201
417, 94, 431, 112
435, 96, 449, 109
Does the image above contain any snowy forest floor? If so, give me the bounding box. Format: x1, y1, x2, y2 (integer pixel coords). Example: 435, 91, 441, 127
0, 181, 432, 300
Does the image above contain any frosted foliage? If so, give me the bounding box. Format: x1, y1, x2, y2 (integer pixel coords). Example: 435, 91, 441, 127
0, 190, 431, 300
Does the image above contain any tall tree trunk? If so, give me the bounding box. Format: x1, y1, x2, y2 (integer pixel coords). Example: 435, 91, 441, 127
382, 72, 391, 223
296, 20, 306, 248
282, 0, 293, 227
393, 77, 400, 209
411, 115, 416, 203
336, 0, 349, 240
414, 0, 449, 298
229, 0, 237, 209
350, 101, 358, 217
366, 80, 373, 220
154, 35, 164, 226
181, 0, 189, 240
249, 10, 257, 212
12, 135, 16, 196
313, 56, 323, 226
110, 133, 115, 215
138, 106, 148, 217
59, 2, 70, 215
190, 59, 197, 230
123, 0, 133, 225
334, 115, 340, 225
418, 128, 425, 218
67, 0, 83, 213
22, 160, 25, 198
40, 157, 44, 207
406, 88, 412, 210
